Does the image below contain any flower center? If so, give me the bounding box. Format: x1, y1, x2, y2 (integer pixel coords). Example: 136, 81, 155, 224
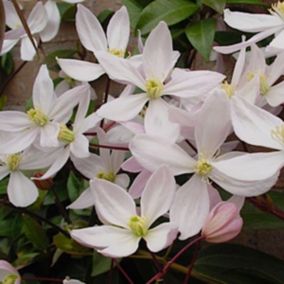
271, 124, 284, 145
6, 153, 22, 171
270, 2, 284, 18
58, 124, 75, 144
2, 274, 19, 284
145, 79, 164, 100
96, 171, 116, 182
108, 48, 125, 58
259, 74, 270, 96
221, 81, 234, 98
128, 215, 148, 237
195, 158, 212, 177
27, 108, 49, 127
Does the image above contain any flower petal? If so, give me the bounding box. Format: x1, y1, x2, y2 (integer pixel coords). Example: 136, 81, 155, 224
70, 134, 90, 158
20, 36, 37, 61
40, 123, 60, 148
128, 170, 151, 199
266, 81, 284, 107
8, 171, 38, 207
67, 187, 94, 209
90, 178, 136, 228
57, 58, 105, 82
170, 175, 210, 240
0, 111, 32, 132
27, 2, 48, 34
141, 166, 176, 226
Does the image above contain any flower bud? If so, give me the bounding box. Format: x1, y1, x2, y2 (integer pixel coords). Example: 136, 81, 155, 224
33, 172, 54, 190
201, 202, 243, 243
0, 260, 20, 284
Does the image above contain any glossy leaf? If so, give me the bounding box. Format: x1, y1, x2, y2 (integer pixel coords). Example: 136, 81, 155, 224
202, 0, 226, 14
186, 18, 217, 60
91, 251, 112, 277
136, 0, 198, 35
122, 0, 144, 29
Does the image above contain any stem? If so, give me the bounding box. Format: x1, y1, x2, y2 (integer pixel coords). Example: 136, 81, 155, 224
0, 61, 27, 96
248, 196, 284, 220
0, 199, 69, 237
11, 0, 39, 56
107, 259, 114, 284
149, 251, 162, 272
185, 139, 197, 153
89, 143, 129, 151
146, 236, 204, 284
100, 77, 111, 128
113, 259, 134, 284
50, 186, 71, 224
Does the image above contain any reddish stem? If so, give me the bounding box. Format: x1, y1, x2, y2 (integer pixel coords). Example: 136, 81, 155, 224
113, 259, 134, 284
89, 143, 129, 151
146, 236, 204, 284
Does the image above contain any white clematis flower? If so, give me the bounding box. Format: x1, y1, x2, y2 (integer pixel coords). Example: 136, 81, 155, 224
0, 65, 86, 154
1, 1, 47, 61
215, 5, 284, 54
70, 167, 178, 258
57, 4, 130, 82
130, 93, 281, 240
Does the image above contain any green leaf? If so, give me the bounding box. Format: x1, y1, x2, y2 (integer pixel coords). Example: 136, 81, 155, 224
91, 251, 112, 277
22, 215, 49, 251
136, 0, 199, 35
226, 0, 266, 5
202, 0, 226, 13
67, 171, 87, 202
122, 0, 144, 29
44, 49, 77, 70
1, 53, 14, 75
97, 9, 113, 25
194, 244, 284, 284
185, 18, 217, 60
57, 2, 76, 21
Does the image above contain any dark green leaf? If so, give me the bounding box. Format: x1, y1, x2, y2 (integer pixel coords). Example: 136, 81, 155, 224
136, 0, 199, 35
91, 251, 112, 277
202, 0, 226, 13
194, 244, 284, 284
67, 171, 87, 202
57, 2, 76, 21
185, 18, 217, 60
44, 49, 77, 70
1, 53, 14, 75
22, 215, 49, 251
226, 0, 266, 5
122, 0, 144, 29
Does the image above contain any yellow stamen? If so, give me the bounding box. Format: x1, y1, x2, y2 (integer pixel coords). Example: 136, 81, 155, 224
96, 171, 116, 182
221, 81, 234, 98
108, 48, 125, 58
6, 154, 22, 171
259, 74, 270, 96
195, 157, 213, 177
2, 274, 19, 284
128, 215, 148, 237
270, 2, 284, 18
58, 124, 75, 144
145, 79, 164, 100
27, 108, 49, 127
246, 71, 255, 81
271, 124, 284, 145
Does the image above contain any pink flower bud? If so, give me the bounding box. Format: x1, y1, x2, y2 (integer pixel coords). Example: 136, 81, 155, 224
0, 260, 20, 284
201, 202, 243, 243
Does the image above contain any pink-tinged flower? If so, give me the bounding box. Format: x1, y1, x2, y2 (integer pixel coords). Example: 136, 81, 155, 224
1, 1, 47, 61
96, 21, 224, 139
0, 260, 20, 284
0, 146, 56, 207
0, 65, 86, 154
214, 5, 284, 54
34, 87, 101, 180
130, 93, 281, 240
201, 195, 244, 243
238, 44, 284, 107
57, 4, 130, 82
68, 128, 129, 209
70, 167, 178, 258
40, 0, 84, 42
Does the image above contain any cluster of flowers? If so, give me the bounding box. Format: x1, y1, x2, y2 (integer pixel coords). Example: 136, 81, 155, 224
1, 1, 284, 282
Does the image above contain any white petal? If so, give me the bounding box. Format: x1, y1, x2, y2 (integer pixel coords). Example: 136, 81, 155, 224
40, 123, 60, 148
57, 58, 105, 82
170, 175, 210, 240
0, 39, 19, 55
70, 134, 90, 158
128, 170, 151, 199
0, 111, 32, 132
27, 2, 48, 34
20, 36, 37, 61
74, 85, 91, 127
40, 0, 61, 42
115, 173, 130, 188
231, 97, 283, 150
76, 4, 107, 52
266, 81, 284, 106
107, 6, 130, 51
96, 51, 145, 89
195, 92, 230, 158
8, 171, 38, 207
267, 28, 284, 52
145, 223, 178, 252
141, 166, 176, 226
129, 134, 196, 175
97, 93, 148, 121
3, 1, 21, 29
145, 99, 180, 143
143, 22, 175, 81
80, 113, 102, 133
33, 65, 56, 114
67, 187, 94, 209
267, 52, 284, 85
164, 68, 225, 98
90, 178, 136, 228
111, 151, 126, 173
5, 28, 25, 40
231, 42, 246, 86
223, 9, 283, 33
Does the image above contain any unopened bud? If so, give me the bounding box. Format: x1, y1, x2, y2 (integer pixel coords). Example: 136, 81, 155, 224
33, 172, 54, 190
